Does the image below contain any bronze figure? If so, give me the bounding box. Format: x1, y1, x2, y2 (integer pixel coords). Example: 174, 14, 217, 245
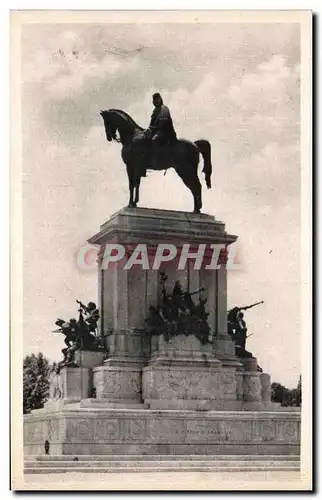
146, 279, 212, 345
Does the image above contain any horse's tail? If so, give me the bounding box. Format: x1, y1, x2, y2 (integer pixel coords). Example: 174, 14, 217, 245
194, 139, 212, 189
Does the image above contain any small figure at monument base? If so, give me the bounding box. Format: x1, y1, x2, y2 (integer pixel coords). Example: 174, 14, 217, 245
44, 440, 50, 455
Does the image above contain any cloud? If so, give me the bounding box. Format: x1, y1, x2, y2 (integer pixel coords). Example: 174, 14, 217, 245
22, 23, 301, 139
24, 42, 139, 100
227, 55, 295, 104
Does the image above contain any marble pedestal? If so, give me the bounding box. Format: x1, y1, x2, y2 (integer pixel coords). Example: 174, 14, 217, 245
87, 207, 239, 407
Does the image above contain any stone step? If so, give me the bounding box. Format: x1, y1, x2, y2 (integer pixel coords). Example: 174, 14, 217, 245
24, 455, 301, 474
26, 460, 300, 468
30, 454, 300, 462
24, 464, 301, 474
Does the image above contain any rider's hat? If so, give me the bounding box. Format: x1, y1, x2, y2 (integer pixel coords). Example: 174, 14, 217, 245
153, 92, 163, 102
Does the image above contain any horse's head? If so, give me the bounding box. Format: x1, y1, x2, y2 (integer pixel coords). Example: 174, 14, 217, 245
100, 110, 117, 142
100, 109, 144, 144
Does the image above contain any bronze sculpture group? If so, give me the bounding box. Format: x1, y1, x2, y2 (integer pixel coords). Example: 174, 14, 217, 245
145, 272, 212, 345
100, 93, 212, 213
53, 295, 264, 367
227, 301, 264, 359
53, 300, 104, 368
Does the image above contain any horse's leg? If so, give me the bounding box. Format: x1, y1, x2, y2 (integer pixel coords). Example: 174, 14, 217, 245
126, 164, 135, 207
194, 176, 202, 213
175, 165, 202, 213
129, 165, 141, 207
134, 174, 141, 205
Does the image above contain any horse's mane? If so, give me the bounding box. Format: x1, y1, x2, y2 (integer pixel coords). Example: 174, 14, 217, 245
108, 109, 144, 131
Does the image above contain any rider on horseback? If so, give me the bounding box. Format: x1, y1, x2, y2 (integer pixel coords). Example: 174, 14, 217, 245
147, 93, 177, 147
100, 104, 212, 212
143, 93, 177, 175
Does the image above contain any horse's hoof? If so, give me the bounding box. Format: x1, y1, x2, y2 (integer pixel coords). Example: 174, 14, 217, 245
193, 209, 201, 214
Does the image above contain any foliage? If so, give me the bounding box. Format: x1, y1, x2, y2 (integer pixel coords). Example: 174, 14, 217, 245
271, 375, 302, 407
23, 352, 51, 414
296, 375, 302, 406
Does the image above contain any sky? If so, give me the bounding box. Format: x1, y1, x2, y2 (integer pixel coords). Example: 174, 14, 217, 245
21, 21, 301, 387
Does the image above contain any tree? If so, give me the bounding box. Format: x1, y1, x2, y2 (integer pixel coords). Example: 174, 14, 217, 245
271, 376, 302, 407
23, 352, 51, 414
271, 382, 286, 404
295, 375, 302, 406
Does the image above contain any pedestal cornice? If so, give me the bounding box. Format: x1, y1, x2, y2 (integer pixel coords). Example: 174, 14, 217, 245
88, 207, 237, 247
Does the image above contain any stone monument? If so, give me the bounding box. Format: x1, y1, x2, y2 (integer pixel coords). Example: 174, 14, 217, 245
24, 207, 301, 462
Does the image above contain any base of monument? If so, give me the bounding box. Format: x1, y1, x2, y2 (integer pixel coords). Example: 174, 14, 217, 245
144, 399, 265, 411
80, 398, 149, 409
24, 407, 301, 457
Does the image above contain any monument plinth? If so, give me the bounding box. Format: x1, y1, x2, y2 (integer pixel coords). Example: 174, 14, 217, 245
24, 208, 301, 458
88, 207, 240, 408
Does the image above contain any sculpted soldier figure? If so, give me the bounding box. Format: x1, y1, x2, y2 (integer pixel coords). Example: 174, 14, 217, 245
147, 93, 177, 148
86, 302, 100, 332
49, 363, 64, 399
227, 301, 264, 338
234, 311, 247, 350
183, 291, 197, 315
195, 315, 211, 345
227, 301, 264, 358
76, 300, 100, 334
54, 318, 78, 348
234, 311, 254, 359
172, 281, 188, 316
61, 321, 81, 366
53, 300, 103, 367
146, 305, 166, 336
195, 297, 209, 321
49, 363, 59, 400
145, 277, 212, 344
183, 287, 206, 315
76, 304, 100, 350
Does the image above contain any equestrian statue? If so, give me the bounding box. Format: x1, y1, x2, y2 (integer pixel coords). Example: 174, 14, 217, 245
100, 92, 213, 213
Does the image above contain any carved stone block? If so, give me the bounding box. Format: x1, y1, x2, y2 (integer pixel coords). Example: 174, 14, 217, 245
93, 419, 119, 441
236, 370, 244, 401
242, 372, 262, 402
260, 372, 271, 402
142, 365, 237, 408
146, 418, 186, 442
66, 417, 94, 441
60, 366, 90, 400
93, 365, 142, 402
120, 419, 146, 442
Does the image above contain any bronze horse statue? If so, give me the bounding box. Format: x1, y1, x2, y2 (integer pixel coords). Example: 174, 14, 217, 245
100, 109, 213, 213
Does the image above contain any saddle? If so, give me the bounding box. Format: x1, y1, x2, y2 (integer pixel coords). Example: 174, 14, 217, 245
147, 134, 176, 174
